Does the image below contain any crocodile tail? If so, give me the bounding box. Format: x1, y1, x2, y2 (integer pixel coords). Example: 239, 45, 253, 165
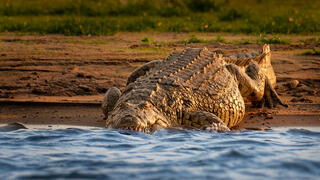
263, 44, 270, 54
260, 44, 276, 87
224, 56, 256, 68
223, 44, 271, 68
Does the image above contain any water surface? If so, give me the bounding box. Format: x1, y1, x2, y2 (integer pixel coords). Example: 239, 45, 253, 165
1, 127, 320, 179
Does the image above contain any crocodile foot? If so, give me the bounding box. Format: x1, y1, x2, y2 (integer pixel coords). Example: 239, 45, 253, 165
182, 110, 231, 132
202, 123, 230, 132
255, 78, 288, 108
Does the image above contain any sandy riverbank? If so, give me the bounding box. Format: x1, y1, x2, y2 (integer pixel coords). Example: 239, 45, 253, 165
0, 33, 319, 130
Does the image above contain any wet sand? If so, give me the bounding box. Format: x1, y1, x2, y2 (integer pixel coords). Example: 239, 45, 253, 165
0, 33, 319, 130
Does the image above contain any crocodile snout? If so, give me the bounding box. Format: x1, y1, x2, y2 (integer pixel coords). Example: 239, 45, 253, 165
109, 114, 147, 132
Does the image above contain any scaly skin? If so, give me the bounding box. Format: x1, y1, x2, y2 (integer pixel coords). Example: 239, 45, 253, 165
102, 44, 286, 133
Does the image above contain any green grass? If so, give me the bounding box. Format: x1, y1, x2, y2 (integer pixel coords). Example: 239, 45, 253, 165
125, 47, 171, 54
186, 36, 206, 43
257, 36, 290, 44
141, 37, 155, 44
215, 35, 226, 43
180, 36, 211, 44
232, 39, 255, 44
301, 47, 320, 56
0, 0, 320, 35
179, 35, 227, 44
300, 37, 320, 44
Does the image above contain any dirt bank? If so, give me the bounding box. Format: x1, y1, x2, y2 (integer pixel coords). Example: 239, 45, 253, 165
0, 33, 319, 130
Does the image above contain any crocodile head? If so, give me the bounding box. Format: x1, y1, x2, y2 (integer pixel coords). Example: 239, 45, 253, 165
106, 101, 168, 133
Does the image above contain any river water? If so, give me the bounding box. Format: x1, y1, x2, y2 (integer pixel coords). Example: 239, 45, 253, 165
0, 126, 320, 179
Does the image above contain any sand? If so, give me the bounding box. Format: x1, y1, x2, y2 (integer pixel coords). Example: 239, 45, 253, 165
0, 32, 319, 130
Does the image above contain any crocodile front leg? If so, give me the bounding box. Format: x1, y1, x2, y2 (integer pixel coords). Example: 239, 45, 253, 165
182, 111, 230, 132
226, 62, 287, 108
102, 87, 121, 118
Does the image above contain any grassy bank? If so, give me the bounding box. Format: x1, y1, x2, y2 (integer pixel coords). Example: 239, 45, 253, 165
1, 0, 320, 35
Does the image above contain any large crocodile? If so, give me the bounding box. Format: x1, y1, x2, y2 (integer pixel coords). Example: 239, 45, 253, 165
102, 44, 287, 133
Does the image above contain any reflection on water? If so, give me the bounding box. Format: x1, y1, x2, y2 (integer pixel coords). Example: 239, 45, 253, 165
0, 126, 320, 179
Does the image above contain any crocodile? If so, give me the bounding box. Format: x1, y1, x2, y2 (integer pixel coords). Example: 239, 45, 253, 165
102, 44, 287, 133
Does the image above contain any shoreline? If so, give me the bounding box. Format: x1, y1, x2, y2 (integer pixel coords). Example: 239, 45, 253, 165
0, 33, 319, 130
1, 99, 319, 130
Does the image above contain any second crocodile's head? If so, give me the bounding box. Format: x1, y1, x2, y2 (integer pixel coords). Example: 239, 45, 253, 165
106, 101, 168, 133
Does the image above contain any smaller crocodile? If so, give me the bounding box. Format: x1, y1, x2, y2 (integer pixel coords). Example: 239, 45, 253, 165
102, 44, 287, 133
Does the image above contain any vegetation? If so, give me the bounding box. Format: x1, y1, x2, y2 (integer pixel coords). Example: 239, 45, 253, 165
179, 35, 227, 44
0, 0, 320, 35
177, 35, 293, 45
215, 35, 226, 43
232, 39, 255, 44
141, 37, 155, 44
257, 36, 290, 44
300, 37, 320, 44
301, 48, 320, 56
180, 36, 211, 44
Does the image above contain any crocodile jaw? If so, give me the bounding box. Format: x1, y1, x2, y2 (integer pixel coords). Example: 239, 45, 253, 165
106, 102, 168, 133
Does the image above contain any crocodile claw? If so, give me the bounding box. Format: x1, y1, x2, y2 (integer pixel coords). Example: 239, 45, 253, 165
255, 78, 288, 108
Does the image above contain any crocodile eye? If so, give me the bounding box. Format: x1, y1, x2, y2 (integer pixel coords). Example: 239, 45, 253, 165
138, 102, 152, 110
119, 102, 131, 109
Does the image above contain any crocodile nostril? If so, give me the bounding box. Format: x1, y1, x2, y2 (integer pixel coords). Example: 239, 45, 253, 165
117, 115, 140, 128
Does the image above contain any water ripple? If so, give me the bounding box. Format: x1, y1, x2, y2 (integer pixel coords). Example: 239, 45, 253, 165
23, 135, 64, 142
287, 128, 320, 137
0, 127, 319, 180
